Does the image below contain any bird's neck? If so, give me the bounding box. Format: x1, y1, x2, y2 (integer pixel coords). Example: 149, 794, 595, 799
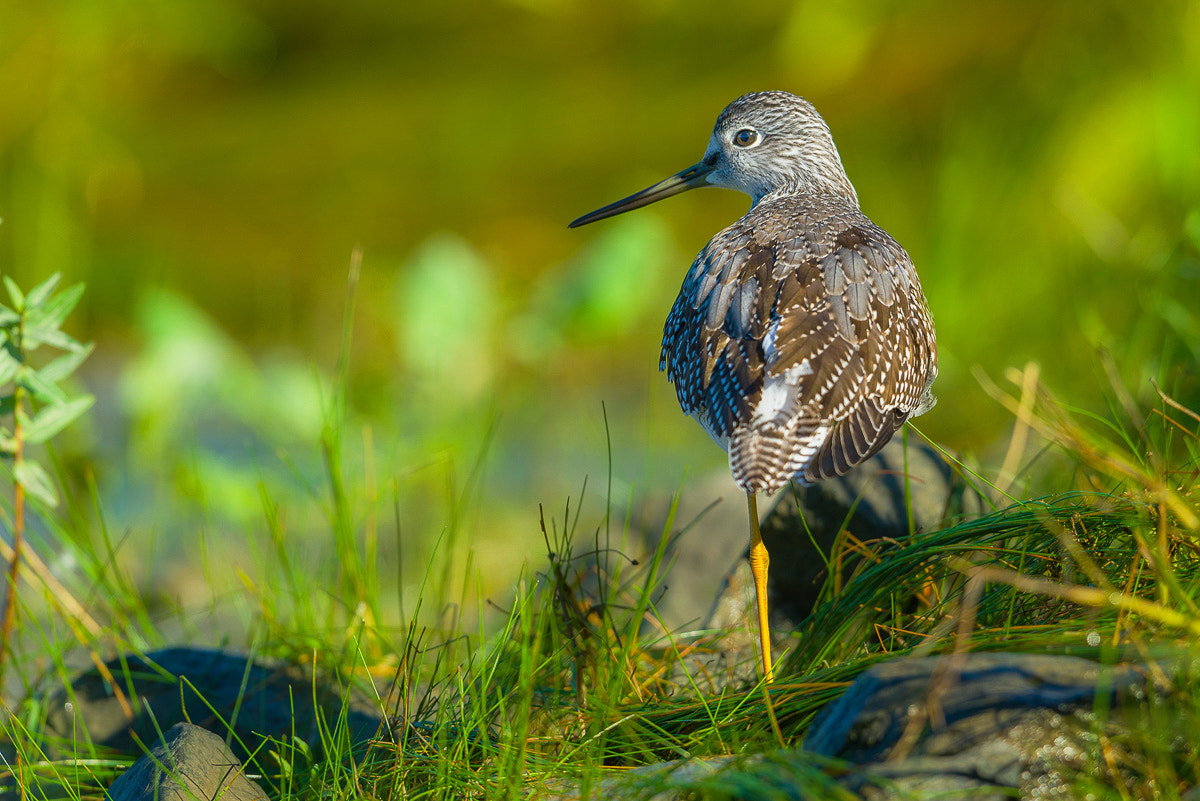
752, 176, 860, 209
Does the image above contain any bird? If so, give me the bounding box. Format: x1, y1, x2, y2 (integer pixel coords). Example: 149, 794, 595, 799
569, 91, 937, 683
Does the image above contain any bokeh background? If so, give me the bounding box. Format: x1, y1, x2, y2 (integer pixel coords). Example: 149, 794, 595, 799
2, 0, 1198, 634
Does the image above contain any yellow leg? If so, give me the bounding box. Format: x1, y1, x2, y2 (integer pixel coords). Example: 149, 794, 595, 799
747, 492, 774, 683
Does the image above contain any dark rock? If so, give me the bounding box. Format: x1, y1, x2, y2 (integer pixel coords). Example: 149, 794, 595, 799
544, 652, 1161, 800
43, 647, 386, 767
105, 722, 268, 801
806, 652, 1143, 759
807, 652, 1148, 798
705, 436, 981, 665
643, 469, 752, 637
602, 437, 979, 688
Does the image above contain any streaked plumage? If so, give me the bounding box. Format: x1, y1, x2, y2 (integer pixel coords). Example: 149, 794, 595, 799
570, 91, 937, 681
661, 192, 936, 494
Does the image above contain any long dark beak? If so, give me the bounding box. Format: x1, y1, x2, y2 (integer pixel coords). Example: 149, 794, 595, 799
568, 161, 716, 228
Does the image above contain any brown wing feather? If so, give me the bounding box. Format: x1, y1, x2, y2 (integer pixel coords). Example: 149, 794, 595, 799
661, 195, 937, 494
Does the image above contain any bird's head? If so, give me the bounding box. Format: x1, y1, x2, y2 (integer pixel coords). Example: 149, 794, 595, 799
569, 91, 858, 229
703, 91, 858, 206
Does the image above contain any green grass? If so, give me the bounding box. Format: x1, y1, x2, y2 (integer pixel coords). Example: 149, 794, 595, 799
2, 379, 1198, 800
2, 275, 1200, 799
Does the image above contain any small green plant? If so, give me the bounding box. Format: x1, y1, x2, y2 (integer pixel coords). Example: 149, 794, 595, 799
0, 271, 94, 679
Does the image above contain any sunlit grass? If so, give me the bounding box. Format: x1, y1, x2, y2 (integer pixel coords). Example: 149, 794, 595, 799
3, 362, 1199, 798
1, 249, 1199, 799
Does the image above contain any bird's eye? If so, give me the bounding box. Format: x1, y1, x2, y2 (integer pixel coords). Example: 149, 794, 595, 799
733, 129, 760, 148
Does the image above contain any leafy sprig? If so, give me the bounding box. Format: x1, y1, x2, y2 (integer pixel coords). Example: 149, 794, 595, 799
0, 272, 94, 672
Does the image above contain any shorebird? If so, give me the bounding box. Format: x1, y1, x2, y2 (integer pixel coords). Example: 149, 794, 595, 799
569, 92, 937, 682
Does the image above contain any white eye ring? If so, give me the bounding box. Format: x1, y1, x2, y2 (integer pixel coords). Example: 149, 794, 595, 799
733, 129, 760, 148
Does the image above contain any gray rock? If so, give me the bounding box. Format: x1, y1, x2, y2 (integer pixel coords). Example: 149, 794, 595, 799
43, 647, 386, 766
806, 652, 1143, 759
601, 437, 979, 688
626, 438, 976, 633
807, 652, 1148, 798
642, 469, 753, 637
105, 722, 268, 801
735, 436, 979, 626
704, 437, 981, 669
542, 652, 1161, 800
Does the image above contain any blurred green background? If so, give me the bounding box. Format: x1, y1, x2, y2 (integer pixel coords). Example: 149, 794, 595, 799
2, 0, 1198, 631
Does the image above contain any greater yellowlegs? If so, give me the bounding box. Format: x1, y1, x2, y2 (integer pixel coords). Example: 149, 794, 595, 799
570, 91, 937, 682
